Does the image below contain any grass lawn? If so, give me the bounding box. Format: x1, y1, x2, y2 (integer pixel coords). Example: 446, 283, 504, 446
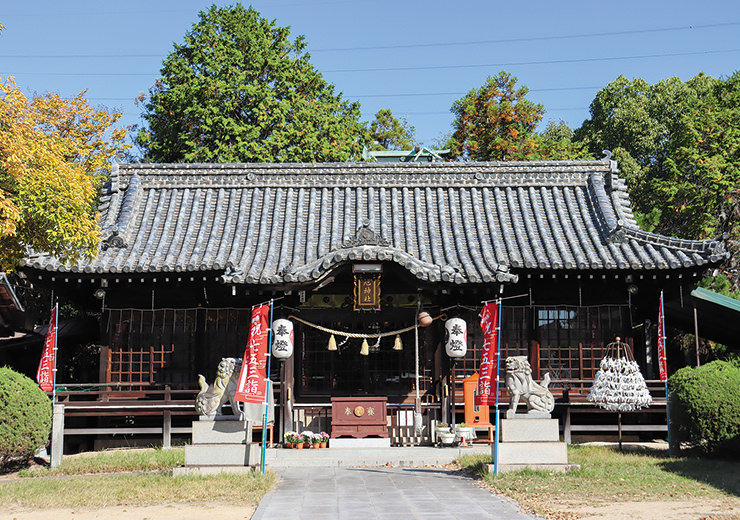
0, 448, 276, 510
459, 444, 740, 520
4, 444, 740, 519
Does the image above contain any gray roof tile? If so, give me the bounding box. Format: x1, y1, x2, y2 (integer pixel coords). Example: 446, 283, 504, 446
23, 159, 729, 284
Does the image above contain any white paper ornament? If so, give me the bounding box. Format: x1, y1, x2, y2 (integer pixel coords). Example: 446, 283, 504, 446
588, 339, 652, 412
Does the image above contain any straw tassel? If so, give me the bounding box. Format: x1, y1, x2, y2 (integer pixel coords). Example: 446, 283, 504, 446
360, 339, 369, 356
393, 334, 403, 350
327, 335, 337, 351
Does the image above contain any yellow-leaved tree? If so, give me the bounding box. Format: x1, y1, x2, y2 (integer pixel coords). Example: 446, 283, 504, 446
0, 76, 128, 270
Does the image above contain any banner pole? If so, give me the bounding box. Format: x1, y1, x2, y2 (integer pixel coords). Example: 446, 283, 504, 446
261, 299, 274, 475
660, 291, 673, 457
493, 298, 501, 476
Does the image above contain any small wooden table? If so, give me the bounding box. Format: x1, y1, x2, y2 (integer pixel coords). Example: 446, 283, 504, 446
331, 397, 388, 438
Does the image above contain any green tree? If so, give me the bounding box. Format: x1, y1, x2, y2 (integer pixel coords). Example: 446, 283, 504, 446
660, 72, 740, 240
574, 73, 740, 291
450, 71, 544, 161
530, 120, 591, 161
574, 74, 718, 220
137, 4, 366, 163
367, 109, 416, 151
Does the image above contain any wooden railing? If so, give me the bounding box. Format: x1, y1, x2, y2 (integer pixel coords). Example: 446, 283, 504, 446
51, 378, 669, 449
54, 384, 198, 449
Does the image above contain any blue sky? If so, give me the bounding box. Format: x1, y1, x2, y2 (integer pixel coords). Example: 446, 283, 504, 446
2, 1, 739, 151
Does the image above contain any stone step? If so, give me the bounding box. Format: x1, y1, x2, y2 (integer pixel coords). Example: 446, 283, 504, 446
264, 446, 491, 468
495, 441, 568, 465
184, 443, 260, 466
490, 462, 581, 474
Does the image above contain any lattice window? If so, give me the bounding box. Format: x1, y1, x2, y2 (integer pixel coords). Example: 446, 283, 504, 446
104, 307, 253, 386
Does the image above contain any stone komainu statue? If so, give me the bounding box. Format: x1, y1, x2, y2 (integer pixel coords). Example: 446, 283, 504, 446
195, 357, 243, 419
505, 355, 555, 416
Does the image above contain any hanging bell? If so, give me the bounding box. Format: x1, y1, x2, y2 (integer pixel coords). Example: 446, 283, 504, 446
360, 339, 369, 356
393, 334, 403, 351
327, 335, 337, 351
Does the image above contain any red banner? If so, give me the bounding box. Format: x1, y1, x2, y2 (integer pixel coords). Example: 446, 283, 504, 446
476, 301, 499, 406
657, 291, 668, 382
36, 305, 57, 392
234, 304, 270, 404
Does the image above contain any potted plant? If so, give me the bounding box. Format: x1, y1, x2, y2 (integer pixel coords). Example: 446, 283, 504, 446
438, 430, 457, 445
455, 422, 475, 442
298, 430, 314, 449
310, 433, 323, 449
319, 431, 329, 448
284, 431, 297, 448
435, 422, 451, 437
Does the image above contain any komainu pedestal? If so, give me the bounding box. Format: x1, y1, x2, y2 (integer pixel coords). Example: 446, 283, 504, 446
489, 356, 578, 474
174, 419, 260, 476
494, 417, 573, 473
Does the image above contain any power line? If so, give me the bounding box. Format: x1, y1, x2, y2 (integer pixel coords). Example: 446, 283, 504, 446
1, 21, 738, 58
354, 86, 601, 98
396, 107, 587, 116
323, 48, 740, 74
82, 86, 601, 103
5, 48, 737, 78
311, 22, 740, 52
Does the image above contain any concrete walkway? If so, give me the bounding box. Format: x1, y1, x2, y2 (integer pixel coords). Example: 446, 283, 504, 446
252, 466, 545, 520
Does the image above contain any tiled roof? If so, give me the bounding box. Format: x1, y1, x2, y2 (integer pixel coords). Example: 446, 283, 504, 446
23, 157, 729, 285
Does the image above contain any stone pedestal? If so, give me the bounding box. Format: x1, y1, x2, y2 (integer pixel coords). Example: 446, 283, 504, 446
490, 417, 578, 474
173, 419, 260, 477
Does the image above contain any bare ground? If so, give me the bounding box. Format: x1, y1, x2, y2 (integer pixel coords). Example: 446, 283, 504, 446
6, 490, 740, 520
545, 498, 740, 520
5, 503, 255, 520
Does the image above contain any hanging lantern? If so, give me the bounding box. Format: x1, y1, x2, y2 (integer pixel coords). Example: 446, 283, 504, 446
444, 318, 467, 358
271, 319, 294, 359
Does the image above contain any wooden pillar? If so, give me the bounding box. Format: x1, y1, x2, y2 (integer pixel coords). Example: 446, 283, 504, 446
529, 340, 540, 379
281, 351, 295, 438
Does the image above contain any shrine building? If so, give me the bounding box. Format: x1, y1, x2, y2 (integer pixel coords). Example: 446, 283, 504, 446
18, 153, 729, 449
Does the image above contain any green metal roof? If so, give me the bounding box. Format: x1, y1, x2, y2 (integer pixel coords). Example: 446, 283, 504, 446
668, 286, 740, 348
690, 287, 740, 313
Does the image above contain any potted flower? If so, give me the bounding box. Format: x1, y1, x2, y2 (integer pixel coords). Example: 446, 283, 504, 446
319, 432, 329, 448
311, 433, 323, 449
435, 422, 451, 437
298, 430, 314, 449
284, 431, 297, 448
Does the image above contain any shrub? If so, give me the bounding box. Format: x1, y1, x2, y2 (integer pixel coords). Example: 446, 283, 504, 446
668, 360, 740, 455
0, 366, 52, 467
